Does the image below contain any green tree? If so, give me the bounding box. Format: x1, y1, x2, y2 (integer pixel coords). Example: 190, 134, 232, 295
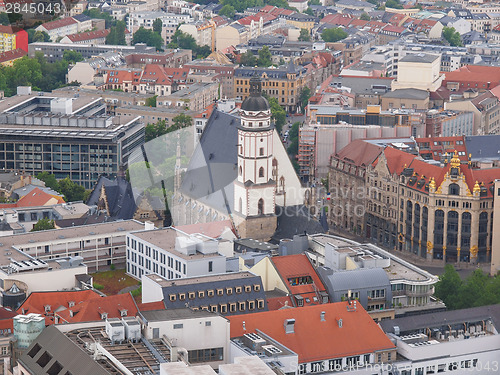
257, 46, 272, 67
145, 95, 157, 107
145, 120, 167, 142
58, 177, 86, 202
442, 26, 462, 47
83, 9, 114, 28
321, 27, 348, 42
133, 27, 164, 50
434, 264, 463, 310
171, 113, 193, 131
385, 0, 403, 8
299, 87, 311, 113
106, 20, 126, 45
304, 7, 314, 16
360, 12, 370, 21
219, 4, 235, 18
36, 172, 60, 191
31, 218, 55, 232
153, 18, 163, 34
63, 50, 83, 64
0, 12, 9, 25
266, 95, 286, 133
299, 28, 311, 41
240, 51, 257, 66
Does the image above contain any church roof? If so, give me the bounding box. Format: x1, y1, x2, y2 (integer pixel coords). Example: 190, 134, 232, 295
241, 75, 270, 112
86, 176, 137, 220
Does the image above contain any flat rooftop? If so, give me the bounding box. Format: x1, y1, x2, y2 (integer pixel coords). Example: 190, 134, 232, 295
140, 308, 219, 322
311, 234, 358, 247
144, 271, 257, 288
131, 228, 223, 260
0, 220, 144, 251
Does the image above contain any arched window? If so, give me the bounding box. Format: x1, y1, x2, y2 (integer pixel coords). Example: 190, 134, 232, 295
239, 166, 242, 176
259, 167, 264, 178
449, 183, 460, 196
258, 199, 264, 215
279, 176, 285, 192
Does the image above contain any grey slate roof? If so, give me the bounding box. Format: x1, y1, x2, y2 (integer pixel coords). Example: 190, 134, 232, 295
180, 110, 239, 215
318, 267, 390, 291
379, 304, 500, 335
465, 135, 500, 162
159, 272, 268, 315
382, 88, 429, 100
86, 176, 137, 220
399, 53, 439, 64
272, 205, 325, 241
18, 325, 109, 375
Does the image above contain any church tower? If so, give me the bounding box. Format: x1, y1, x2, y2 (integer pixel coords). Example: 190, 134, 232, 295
233, 74, 277, 240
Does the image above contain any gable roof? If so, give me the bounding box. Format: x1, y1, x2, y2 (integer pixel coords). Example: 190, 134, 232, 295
18, 290, 101, 322
334, 139, 383, 167
65, 29, 110, 43
228, 302, 395, 363
55, 293, 138, 323
13, 187, 65, 207
0, 48, 27, 63
40, 17, 77, 31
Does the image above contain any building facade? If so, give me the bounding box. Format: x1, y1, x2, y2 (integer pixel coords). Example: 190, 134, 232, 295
329, 139, 500, 266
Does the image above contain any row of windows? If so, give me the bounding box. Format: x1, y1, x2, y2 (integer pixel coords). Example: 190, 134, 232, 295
168, 285, 261, 301
189, 299, 265, 314
401, 358, 480, 375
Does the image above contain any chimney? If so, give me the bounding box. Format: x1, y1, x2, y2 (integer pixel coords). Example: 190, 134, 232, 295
284, 319, 295, 334
320, 311, 326, 321
243, 321, 246, 331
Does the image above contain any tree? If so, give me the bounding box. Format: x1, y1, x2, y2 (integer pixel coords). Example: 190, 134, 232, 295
58, 177, 86, 202
31, 218, 55, 232
145, 120, 167, 141
219, 4, 235, 18
132, 27, 164, 50
442, 26, 462, 47
321, 27, 348, 42
83, 9, 114, 28
36, 172, 60, 191
240, 51, 257, 67
299, 87, 311, 113
304, 7, 314, 16
171, 113, 192, 130
385, 0, 403, 9
360, 12, 370, 21
145, 95, 157, 107
167, 30, 209, 58
153, 18, 163, 34
299, 28, 311, 41
0, 12, 10, 25
106, 20, 126, 45
434, 264, 463, 310
257, 46, 272, 67
63, 50, 83, 64
266, 95, 286, 133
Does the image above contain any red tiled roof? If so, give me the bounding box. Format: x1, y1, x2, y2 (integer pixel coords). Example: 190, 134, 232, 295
228, 302, 396, 363
0, 306, 16, 320
137, 301, 166, 311
266, 296, 293, 310
0, 48, 26, 63
383, 145, 420, 175
335, 139, 384, 167
15, 187, 65, 207
65, 29, 110, 43
40, 17, 77, 31
55, 293, 138, 323
272, 254, 327, 302
18, 290, 101, 320
443, 65, 500, 89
